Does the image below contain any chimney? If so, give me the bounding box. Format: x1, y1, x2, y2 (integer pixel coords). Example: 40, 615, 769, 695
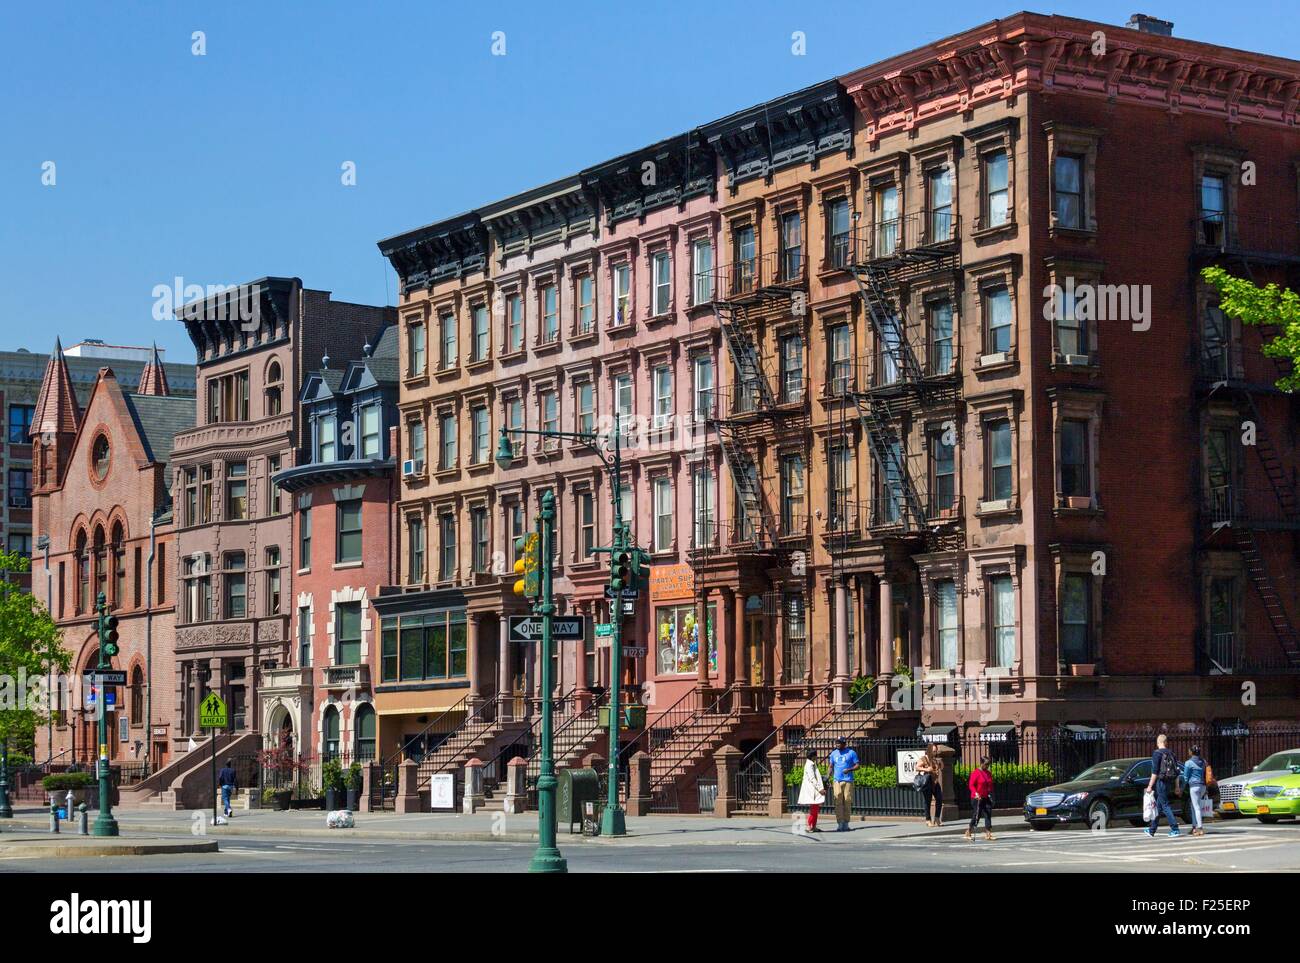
1126, 13, 1174, 36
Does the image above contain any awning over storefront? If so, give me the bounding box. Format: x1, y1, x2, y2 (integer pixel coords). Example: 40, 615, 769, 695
1063, 724, 1106, 742
978, 724, 1016, 743
918, 724, 958, 745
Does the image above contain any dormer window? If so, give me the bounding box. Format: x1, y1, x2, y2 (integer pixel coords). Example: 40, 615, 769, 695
318, 415, 337, 462
360, 406, 381, 459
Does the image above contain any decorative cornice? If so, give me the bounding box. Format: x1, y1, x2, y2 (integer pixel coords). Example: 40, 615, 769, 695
377, 213, 488, 296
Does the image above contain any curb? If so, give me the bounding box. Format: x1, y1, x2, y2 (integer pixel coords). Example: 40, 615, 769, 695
0, 839, 219, 858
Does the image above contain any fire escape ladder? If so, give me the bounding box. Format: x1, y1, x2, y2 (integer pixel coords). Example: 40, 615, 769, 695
855, 395, 925, 532
717, 304, 776, 413
1233, 526, 1300, 667
717, 421, 775, 547
1241, 392, 1299, 521
852, 264, 927, 394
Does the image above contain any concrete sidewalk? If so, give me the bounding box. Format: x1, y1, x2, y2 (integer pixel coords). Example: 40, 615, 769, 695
0, 832, 218, 857
0, 806, 1031, 845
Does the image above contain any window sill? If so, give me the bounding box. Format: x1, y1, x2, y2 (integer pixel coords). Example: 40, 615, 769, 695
570, 327, 598, 344
434, 466, 460, 481
332, 561, 365, 570
499, 348, 526, 362
971, 222, 1016, 242
297, 568, 310, 576
975, 499, 1018, 519
465, 358, 492, 373
645, 311, 675, 328
466, 461, 493, 476
434, 365, 461, 380
1049, 356, 1099, 374
1053, 501, 1103, 518
975, 352, 1016, 373
1048, 225, 1097, 242
402, 374, 430, 389
605, 321, 636, 338
534, 339, 562, 355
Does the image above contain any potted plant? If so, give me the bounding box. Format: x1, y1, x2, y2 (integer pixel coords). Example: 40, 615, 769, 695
291, 780, 323, 810
42, 771, 93, 811
346, 762, 363, 812
262, 785, 292, 811
322, 759, 346, 810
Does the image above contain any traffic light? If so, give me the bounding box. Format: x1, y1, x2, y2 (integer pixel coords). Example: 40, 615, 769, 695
101, 613, 120, 658
631, 549, 650, 590
513, 531, 540, 599
611, 550, 631, 591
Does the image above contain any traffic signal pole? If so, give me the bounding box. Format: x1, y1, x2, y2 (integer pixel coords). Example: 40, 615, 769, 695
528, 491, 566, 873
93, 592, 119, 837
602, 412, 628, 837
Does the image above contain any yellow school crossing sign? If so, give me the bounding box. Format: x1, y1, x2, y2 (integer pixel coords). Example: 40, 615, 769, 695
199, 692, 228, 729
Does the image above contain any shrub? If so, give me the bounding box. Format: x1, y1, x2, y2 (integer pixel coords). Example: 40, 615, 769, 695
42, 772, 93, 792
954, 761, 1056, 787
346, 762, 363, 791
785, 762, 901, 790
3, 753, 33, 770
321, 759, 346, 793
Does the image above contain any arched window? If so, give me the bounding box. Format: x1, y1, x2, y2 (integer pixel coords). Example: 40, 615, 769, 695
92, 527, 107, 606
130, 665, 144, 722
323, 705, 340, 762
265, 360, 283, 417
353, 703, 376, 762
111, 522, 126, 609
75, 530, 89, 613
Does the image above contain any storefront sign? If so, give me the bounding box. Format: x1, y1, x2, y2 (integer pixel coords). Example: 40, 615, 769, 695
429, 773, 455, 810
649, 562, 693, 601
896, 749, 924, 785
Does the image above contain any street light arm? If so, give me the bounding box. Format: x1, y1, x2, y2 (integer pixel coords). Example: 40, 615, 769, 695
500, 426, 615, 469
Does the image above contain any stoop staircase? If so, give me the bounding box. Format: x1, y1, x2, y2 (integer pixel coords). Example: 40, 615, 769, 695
643, 683, 744, 813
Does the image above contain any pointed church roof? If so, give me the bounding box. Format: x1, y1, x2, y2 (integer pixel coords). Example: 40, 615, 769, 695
135, 342, 171, 397
30, 337, 81, 437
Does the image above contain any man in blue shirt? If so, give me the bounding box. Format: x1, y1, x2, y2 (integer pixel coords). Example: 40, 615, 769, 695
828, 737, 859, 832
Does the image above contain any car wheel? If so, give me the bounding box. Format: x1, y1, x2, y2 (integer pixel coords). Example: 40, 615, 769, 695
1087, 799, 1112, 830
1030, 822, 1055, 831
1259, 816, 1281, 824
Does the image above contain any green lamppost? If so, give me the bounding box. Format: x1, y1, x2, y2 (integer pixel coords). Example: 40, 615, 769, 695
0, 739, 12, 819
92, 592, 120, 837
527, 491, 566, 873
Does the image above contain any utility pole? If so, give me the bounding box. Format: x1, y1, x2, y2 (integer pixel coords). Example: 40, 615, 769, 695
92, 592, 120, 837
528, 490, 567, 873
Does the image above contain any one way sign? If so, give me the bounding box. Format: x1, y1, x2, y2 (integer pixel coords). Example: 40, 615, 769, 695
509, 615, 585, 642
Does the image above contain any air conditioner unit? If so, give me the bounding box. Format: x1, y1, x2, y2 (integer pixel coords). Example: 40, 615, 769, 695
402, 458, 424, 478
1063, 354, 1090, 366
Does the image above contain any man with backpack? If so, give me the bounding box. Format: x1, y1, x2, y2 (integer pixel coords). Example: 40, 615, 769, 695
1144, 734, 1181, 838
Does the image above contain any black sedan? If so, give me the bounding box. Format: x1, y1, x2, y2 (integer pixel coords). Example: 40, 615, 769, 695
1023, 757, 1199, 830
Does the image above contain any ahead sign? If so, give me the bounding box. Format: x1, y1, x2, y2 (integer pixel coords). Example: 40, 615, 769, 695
509, 616, 585, 642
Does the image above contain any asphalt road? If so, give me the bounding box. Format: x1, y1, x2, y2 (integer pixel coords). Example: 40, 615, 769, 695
2, 821, 1296, 873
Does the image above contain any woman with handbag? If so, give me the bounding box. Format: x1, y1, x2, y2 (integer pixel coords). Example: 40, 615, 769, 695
965, 756, 996, 841
915, 744, 943, 826
798, 748, 827, 833
1182, 746, 1210, 836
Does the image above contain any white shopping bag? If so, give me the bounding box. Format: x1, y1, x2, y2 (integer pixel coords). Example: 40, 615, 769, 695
1199, 794, 1213, 819
1142, 788, 1156, 822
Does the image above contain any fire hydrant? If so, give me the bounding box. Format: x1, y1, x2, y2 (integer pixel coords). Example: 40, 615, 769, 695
49, 799, 59, 834
77, 803, 88, 835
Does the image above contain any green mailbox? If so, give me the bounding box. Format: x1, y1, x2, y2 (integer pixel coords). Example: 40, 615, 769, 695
556, 767, 600, 833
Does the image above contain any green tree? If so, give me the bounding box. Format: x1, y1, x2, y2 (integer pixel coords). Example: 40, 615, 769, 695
1201, 266, 1300, 391
0, 551, 68, 755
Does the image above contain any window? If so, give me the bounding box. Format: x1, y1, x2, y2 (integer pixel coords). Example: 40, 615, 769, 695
199, 466, 212, 524
985, 286, 1012, 355
693, 355, 714, 419
1060, 419, 1090, 499
1054, 155, 1083, 230
782, 593, 807, 683
111, 525, 125, 608
874, 185, 899, 255
779, 334, 803, 403
934, 580, 958, 669
7, 404, 33, 443
827, 197, 850, 268
927, 165, 954, 240
692, 469, 714, 546
392, 610, 468, 681
542, 285, 559, 342
692, 239, 713, 304
336, 602, 362, 665
578, 492, 595, 558
439, 513, 456, 580
541, 390, 559, 437
576, 276, 595, 333
223, 552, 246, 619
156, 544, 166, 605
1054, 283, 1085, 359
652, 252, 671, 315
1200, 173, 1226, 244
471, 506, 489, 573
829, 445, 851, 529
507, 502, 525, 565
409, 419, 426, 467
653, 477, 673, 552
653, 366, 672, 430
75, 533, 89, 613
930, 429, 955, 515
617, 481, 633, 540
733, 225, 755, 293
267, 455, 282, 514
989, 574, 1015, 667
1059, 574, 1090, 665
206, 371, 249, 423
317, 415, 337, 462
655, 602, 716, 675
576, 382, 594, 435
354, 704, 376, 762
471, 304, 489, 361
985, 151, 1009, 227
184, 468, 198, 526
929, 299, 954, 374
92, 435, 111, 479
380, 619, 396, 681
471, 407, 489, 465
439, 412, 457, 469
986, 419, 1013, 502
407, 515, 424, 584
506, 398, 523, 455
265, 360, 283, 417
781, 453, 805, 535
265, 547, 281, 615
130, 666, 144, 722
337, 499, 362, 563
613, 263, 630, 325
829, 324, 851, 394
8, 533, 32, 557
407, 321, 426, 376
8, 468, 31, 508
225, 462, 248, 520
507, 294, 524, 352
360, 406, 381, 459
441, 313, 457, 368
780, 211, 802, 281
615, 374, 633, 440
298, 506, 312, 570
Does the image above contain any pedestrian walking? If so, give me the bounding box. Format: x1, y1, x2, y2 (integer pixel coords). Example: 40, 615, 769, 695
964, 756, 996, 841
828, 737, 859, 832
1182, 746, 1211, 836
218, 759, 237, 818
798, 748, 826, 833
1144, 734, 1181, 838
915, 744, 945, 826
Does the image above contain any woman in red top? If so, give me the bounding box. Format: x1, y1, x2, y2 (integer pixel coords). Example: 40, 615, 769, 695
965, 757, 996, 841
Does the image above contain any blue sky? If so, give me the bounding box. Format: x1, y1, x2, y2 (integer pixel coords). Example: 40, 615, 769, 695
3, 1, 1297, 363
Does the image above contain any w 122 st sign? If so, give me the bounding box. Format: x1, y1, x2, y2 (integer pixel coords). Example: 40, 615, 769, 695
508, 616, 585, 642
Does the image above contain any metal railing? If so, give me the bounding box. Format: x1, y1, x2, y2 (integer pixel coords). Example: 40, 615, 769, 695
710, 249, 808, 301
733, 679, 842, 812
850, 210, 961, 264
1205, 485, 1300, 528
1193, 212, 1300, 259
